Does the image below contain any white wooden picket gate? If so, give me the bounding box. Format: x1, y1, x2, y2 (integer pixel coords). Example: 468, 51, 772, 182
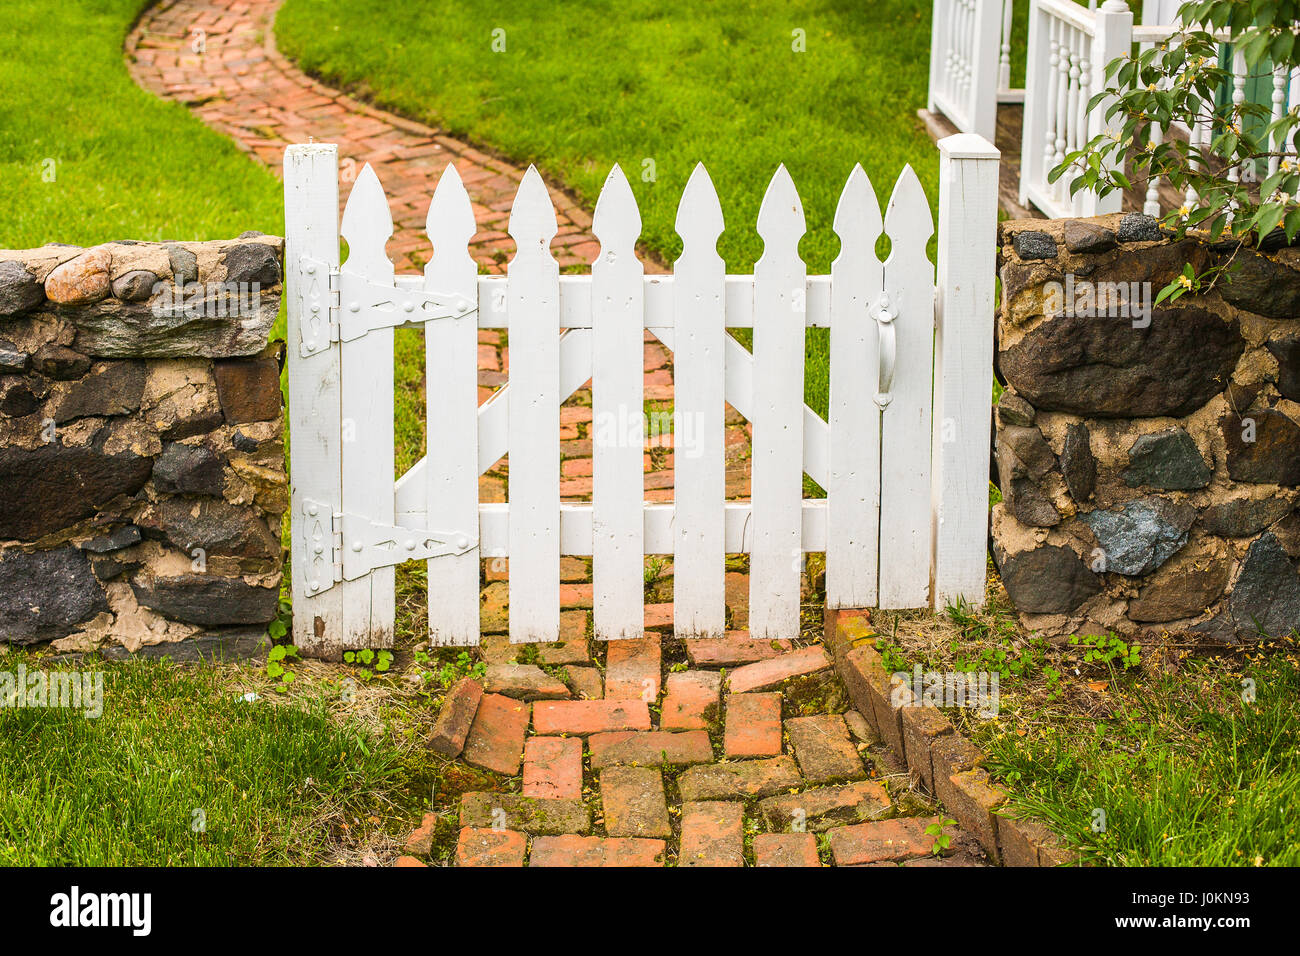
284, 135, 999, 658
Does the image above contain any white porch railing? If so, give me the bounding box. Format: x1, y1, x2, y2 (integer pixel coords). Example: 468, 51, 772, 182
931, 0, 1296, 219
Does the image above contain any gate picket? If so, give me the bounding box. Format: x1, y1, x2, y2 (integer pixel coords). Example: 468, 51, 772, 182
671, 164, 726, 638
339, 164, 397, 647
591, 165, 645, 640
425, 164, 480, 645
285, 139, 997, 657
507, 166, 562, 642
879, 166, 936, 609
827, 164, 884, 608
749, 165, 807, 640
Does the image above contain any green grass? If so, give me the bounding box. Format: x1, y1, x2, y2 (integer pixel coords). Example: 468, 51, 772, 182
0, 660, 412, 865
0, 0, 283, 247
879, 593, 1300, 866
278, 0, 947, 418
981, 650, 1300, 866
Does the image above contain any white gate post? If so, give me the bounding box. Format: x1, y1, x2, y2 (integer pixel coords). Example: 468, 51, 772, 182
1079, 0, 1134, 215
932, 133, 1000, 609
284, 144, 344, 657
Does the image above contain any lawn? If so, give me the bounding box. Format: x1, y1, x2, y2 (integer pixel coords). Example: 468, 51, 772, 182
0, 1, 284, 247
0, 0, 417, 866
277, 0, 946, 418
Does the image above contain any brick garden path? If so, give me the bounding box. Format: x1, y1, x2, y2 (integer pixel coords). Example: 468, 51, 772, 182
128, 0, 987, 866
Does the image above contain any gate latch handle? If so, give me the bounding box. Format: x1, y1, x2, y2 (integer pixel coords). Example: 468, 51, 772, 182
874, 293, 897, 409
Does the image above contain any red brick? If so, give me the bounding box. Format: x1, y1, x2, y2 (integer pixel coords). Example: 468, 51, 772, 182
394, 855, 427, 867
455, 827, 526, 867
677, 755, 801, 801
684, 635, 794, 667
428, 677, 483, 757
529, 835, 665, 867
483, 662, 570, 701
679, 802, 744, 867
532, 699, 651, 735
785, 714, 866, 784
404, 811, 438, 856
758, 779, 892, 832
604, 635, 661, 701
588, 729, 713, 768
728, 645, 831, 693
563, 665, 604, 700
753, 832, 821, 867
461, 693, 530, 775
523, 736, 584, 800
724, 692, 783, 757
828, 816, 944, 865
900, 704, 954, 793
600, 766, 671, 839
660, 670, 721, 731
937, 768, 1007, 862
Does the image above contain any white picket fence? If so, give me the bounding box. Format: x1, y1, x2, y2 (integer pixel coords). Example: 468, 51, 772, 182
284, 136, 999, 657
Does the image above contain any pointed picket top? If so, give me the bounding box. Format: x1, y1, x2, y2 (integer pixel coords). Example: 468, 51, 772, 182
675, 163, 724, 260
592, 164, 642, 253
340, 162, 394, 278
883, 164, 933, 259
832, 164, 883, 265
425, 163, 476, 264
756, 164, 805, 262
508, 165, 558, 258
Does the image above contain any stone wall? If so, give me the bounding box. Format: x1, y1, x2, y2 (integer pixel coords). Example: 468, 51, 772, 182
0, 236, 286, 658
993, 212, 1300, 644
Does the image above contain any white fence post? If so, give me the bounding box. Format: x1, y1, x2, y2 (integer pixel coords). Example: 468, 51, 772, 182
933, 133, 1000, 609
285, 143, 344, 657
1079, 0, 1133, 215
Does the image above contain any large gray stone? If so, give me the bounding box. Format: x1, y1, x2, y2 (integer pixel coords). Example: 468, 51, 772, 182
1228, 532, 1300, 640
0, 444, 152, 540
1122, 428, 1211, 490
155, 497, 278, 562
1009, 476, 1061, 527
222, 242, 282, 287
1000, 306, 1242, 417
1115, 213, 1163, 243
1083, 497, 1196, 576
1060, 422, 1096, 502
0, 336, 27, 373
50, 361, 146, 422
1217, 248, 1300, 319
152, 443, 224, 496
131, 574, 280, 627
999, 425, 1056, 478
0, 547, 108, 642
1013, 231, 1057, 260
1201, 497, 1295, 537
1127, 552, 1230, 622
996, 544, 1102, 614
0, 260, 45, 316
1223, 408, 1300, 486
1267, 333, 1300, 402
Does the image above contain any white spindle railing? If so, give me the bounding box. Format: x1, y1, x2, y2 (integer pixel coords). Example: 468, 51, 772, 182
929, 0, 1004, 140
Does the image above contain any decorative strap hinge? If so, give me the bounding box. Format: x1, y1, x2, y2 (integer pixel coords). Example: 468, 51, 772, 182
300, 497, 476, 595
297, 255, 476, 357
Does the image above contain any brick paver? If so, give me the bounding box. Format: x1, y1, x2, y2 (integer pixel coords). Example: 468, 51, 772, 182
753, 832, 821, 868
723, 693, 783, 758
455, 827, 527, 867
785, 714, 868, 784
659, 670, 721, 731
600, 767, 672, 839
679, 802, 744, 867
461, 693, 530, 776
522, 736, 584, 800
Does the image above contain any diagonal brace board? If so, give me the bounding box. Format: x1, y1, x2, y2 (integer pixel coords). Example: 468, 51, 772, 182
392, 322, 831, 515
